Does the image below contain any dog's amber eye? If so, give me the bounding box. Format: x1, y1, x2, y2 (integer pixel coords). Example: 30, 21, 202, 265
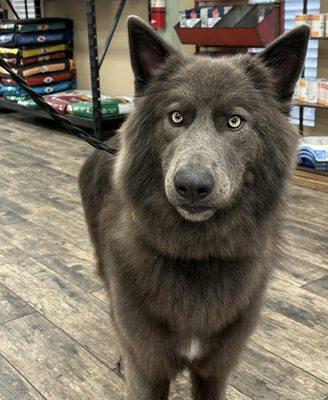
170, 111, 184, 125
227, 115, 243, 129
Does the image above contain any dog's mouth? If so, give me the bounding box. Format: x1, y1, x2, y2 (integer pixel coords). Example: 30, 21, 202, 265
176, 204, 216, 222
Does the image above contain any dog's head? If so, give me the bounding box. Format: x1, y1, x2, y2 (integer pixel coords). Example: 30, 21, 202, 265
117, 17, 309, 224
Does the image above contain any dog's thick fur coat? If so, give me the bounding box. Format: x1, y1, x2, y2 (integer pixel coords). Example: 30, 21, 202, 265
79, 18, 310, 399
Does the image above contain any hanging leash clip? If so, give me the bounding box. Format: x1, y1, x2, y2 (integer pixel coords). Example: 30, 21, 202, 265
0, 57, 118, 155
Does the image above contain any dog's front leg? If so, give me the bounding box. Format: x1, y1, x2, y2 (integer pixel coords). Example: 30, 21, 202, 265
124, 353, 170, 400
190, 369, 228, 400
191, 291, 264, 400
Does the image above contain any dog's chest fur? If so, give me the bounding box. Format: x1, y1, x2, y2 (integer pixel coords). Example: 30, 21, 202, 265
105, 217, 266, 339
180, 338, 202, 361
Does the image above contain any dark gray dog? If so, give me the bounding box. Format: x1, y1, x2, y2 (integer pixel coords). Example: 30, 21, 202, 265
79, 17, 310, 400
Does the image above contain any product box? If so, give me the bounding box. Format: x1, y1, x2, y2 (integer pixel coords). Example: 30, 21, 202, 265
185, 8, 201, 28
295, 14, 307, 27
294, 81, 300, 99
298, 78, 309, 102
179, 11, 187, 28
308, 14, 325, 37
307, 79, 319, 103
201, 6, 224, 28
319, 80, 327, 104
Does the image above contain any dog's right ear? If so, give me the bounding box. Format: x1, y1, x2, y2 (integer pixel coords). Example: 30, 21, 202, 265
127, 16, 178, 92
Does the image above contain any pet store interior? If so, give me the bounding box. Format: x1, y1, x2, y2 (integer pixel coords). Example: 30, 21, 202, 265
0, 1, 326, 399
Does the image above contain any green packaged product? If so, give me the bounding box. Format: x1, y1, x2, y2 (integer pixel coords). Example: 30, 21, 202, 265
4, 93, 29, 102
67, 97, 133, 118
17, 98, 40, 110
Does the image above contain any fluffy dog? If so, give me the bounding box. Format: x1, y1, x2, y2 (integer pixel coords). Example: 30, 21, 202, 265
79, 17, 310, 399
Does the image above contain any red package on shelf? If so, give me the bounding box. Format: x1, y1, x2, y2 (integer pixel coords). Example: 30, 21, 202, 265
19, 52, 67, 66
1, 69, 76, 86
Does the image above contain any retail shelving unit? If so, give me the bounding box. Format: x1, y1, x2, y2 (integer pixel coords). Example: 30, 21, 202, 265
292, 0, 328, 181
175, 0, 285, 53
0, 0, 127, 140
294, 0, 328, 133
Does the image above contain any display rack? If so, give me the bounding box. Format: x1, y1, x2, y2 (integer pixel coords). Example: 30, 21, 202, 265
291, 0, 328, 182
0, 0, 127, 140
294, 0, 328, 134
175, 0, 285, 52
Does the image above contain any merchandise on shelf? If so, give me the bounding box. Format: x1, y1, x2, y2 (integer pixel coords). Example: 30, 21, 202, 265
294, 78, 328, 105
14, 89, 134, 118
298, 136, 328, 171
179, 6, 231, 28
0, 59, 75, 77
0, 30, 73, 47
1, 69, 76, 86
1, 79, 76, 96
67, 97, 133, 118
2, 51, 67, 67
0, 43, 68, 59
0, 18, 72, 33
295, 13, 328, 38
0, 18, 75, 101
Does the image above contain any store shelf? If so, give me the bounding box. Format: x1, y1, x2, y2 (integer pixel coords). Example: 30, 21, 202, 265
0, 97, 125, 138
175, 25, 275, 47
294, 165, 328, 192
0, 0, 127, 141
175, 1, 284, 48
293, 100, 328, 110
297, 165, 328, 175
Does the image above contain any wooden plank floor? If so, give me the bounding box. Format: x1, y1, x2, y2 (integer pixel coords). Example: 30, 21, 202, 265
0, 112, 327, 400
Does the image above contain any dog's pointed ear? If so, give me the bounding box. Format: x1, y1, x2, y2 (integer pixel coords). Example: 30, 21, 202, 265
127, 16, 178, 92
257, 25, 310, 103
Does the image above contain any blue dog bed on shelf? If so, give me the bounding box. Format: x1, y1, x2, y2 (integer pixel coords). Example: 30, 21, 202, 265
298, 136, 328, 171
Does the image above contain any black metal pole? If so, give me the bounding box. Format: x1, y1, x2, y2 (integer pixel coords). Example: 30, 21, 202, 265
299, 0, 308, 135
303, 0, 308, 14
4, 0, 20, 19
86, 0, 102, 139
35, 0, 42, 18
299, 106, 304, 135
99, 0, 127, 69
24, 0, 28, 18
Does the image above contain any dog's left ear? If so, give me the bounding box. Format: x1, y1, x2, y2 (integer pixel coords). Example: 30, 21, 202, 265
257, 25, 310, 103
127, 16, 179, 92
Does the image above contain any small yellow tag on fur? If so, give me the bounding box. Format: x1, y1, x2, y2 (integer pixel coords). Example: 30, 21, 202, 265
131, 209, 137, 223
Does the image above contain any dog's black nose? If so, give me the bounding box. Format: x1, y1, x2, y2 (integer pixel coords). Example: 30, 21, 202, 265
174, 166, 214, 202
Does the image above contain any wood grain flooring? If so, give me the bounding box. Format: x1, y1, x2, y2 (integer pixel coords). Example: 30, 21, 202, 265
0, 112, 327, 400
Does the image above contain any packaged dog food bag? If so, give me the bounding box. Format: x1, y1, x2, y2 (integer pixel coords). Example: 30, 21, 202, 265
67, 97, 133, 118
44, 90, 111, 114
3, 93, 28, 102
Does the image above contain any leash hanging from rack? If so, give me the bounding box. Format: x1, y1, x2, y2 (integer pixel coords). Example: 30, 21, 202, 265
0, 57, 118, 155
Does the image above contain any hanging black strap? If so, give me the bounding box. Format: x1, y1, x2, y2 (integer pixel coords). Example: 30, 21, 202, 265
0, 57, 118, 155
